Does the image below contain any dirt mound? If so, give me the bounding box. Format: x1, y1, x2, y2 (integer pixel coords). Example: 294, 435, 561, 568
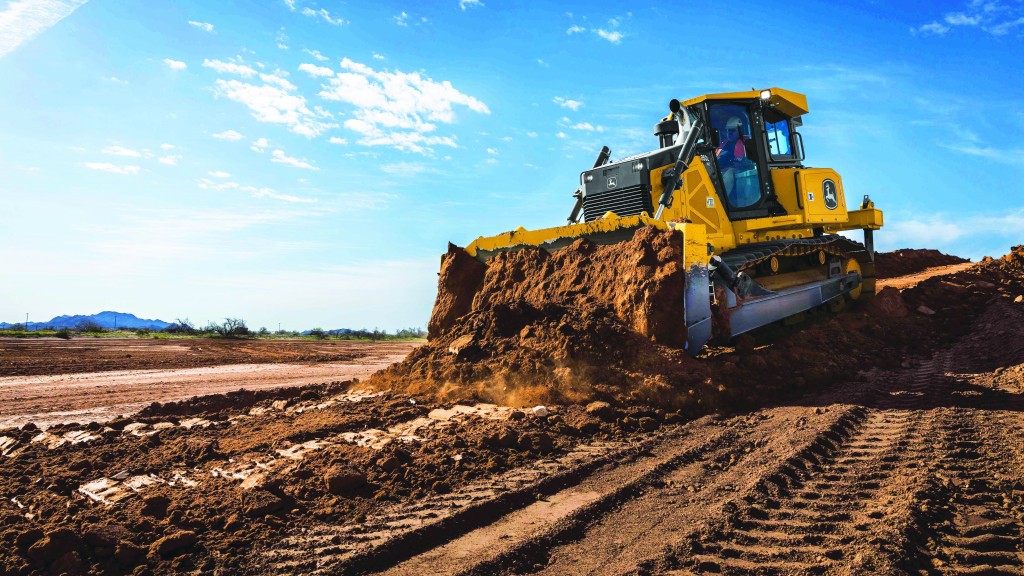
429, 226, 688, 346
378, 227, 709, 408
378, 231, 1022, 413
874, 248, 969, 279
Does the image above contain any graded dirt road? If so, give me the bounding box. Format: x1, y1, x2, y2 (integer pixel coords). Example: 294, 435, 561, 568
0, 340, 419, 429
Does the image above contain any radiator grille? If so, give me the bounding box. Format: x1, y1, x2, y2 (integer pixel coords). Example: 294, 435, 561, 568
582, 185, 653, 222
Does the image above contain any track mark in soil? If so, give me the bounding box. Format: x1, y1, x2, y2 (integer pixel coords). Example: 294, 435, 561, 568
903, 410, 1024, 575
263, 423, 720, 575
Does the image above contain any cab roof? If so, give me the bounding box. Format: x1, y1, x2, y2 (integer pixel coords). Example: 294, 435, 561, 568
681, 87, 809, 118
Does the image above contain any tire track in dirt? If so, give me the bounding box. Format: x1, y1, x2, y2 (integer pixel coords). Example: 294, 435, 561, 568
373, 406, 862, 576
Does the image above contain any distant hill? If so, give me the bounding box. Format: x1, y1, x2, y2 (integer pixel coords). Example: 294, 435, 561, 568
0, 311, 170, 331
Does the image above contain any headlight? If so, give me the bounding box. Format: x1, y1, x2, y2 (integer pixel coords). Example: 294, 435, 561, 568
760, 89, 772, 101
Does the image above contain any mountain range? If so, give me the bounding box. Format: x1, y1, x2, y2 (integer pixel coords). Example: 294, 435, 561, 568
0, 311, 170, 331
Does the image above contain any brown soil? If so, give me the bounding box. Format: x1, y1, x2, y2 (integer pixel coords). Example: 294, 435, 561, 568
874, 247, 970, 279
1, 243, 1022, 576
0, 338, 418, 377
0, 344, 416, 429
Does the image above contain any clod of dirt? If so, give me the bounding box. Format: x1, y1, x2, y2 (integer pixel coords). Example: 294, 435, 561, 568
429, 243, 487, 340
585, 401, 616, 421
27, 528, 81, 565
150, 530, 197, 557
324, 466, 367, 494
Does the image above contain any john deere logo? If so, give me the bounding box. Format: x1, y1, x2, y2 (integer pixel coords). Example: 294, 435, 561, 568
822, 179, 838, 210
607, 177, 617, 189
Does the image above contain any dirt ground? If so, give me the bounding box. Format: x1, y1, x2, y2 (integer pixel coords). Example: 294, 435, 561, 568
0, 338, 419, 378
1, 244, 1023, 576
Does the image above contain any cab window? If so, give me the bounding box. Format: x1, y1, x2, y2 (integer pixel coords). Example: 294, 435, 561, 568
709, 103, 761, 209
766, 119, 791, 157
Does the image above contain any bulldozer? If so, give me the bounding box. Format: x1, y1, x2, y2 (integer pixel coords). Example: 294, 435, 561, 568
451, 87, 883, 355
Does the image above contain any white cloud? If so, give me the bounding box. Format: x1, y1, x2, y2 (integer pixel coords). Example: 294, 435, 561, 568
380, 163, 435, 177
566, 24, 586, 34
214, 78, 337, 138
299, 62, 334, 77
213, 129, 244, 141
244, 186, 317, 203
301, 7, 344, 26
879, 209, 1024, 259
0, 0, 88, 59
486, 147, 497, 154
283, 0, 295, 10
251, 137, 269, 152
276, 29, 288, 50
372, 53, 385, 60
912, 21, 950, 35
945, 12, 981, 26
158, 155, 182, 166
485, 157, 497, 164
188, 20, 214, 32
318, 58, 489, 154
328, 136, 347, 145
556, 131, 567, 139
537, 59, 549, 67
913, 2, 1024, 37
81, 162, 140, 175
571, 122, 605, 132
394, 11, 409, 26
197, 178, 240, 191
209, 171, 231, 178
260, 72, 296, 90
553, 96, 583, 111
160, 143, 176, 150
595, 29, 623, 43
270, 149, 318, 170
459, 0, 483, 10
102, 145, 142, 157
989, 16, 1024, 35
203, 58, 257, 77
942, 143, 1024, 166
303, 48, 328, 61
526, 131, 538, 138
163, 58, 187, 70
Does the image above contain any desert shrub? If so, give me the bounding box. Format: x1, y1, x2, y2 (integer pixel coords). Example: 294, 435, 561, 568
75, 320, 105, 333
55, 328, 72, 340
309, 327, 327, 339
165, 318, 196, 334
135, 329, 151, 336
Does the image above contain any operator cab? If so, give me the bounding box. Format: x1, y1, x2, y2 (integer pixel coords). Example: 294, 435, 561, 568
654, 87, 808, 220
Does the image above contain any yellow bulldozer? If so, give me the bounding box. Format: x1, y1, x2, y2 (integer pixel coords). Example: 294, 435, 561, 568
454, 87, 883, 354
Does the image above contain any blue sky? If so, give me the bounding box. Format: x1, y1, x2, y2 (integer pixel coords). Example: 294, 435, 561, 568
1, 0, 1022, 330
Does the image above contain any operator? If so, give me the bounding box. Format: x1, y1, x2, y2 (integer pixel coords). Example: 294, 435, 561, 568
716, 116, 747, 202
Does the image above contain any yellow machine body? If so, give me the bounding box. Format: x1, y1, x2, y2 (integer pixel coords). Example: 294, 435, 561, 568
461, 87, 883, 353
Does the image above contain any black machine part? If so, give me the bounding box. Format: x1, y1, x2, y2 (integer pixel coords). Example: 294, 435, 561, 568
709, 255, 775, 298
567, 146, 612, 224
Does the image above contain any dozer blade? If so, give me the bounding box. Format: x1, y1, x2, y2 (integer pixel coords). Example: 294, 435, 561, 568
465, 213, 669, 261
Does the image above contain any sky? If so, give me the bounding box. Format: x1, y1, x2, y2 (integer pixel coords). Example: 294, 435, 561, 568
1, 0, 1022, 331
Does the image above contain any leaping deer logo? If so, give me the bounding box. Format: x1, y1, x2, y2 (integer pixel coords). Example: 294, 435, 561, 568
822, 179, 838, 210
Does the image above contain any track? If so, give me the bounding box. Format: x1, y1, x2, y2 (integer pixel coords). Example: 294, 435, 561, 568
252, 301, 1024, 576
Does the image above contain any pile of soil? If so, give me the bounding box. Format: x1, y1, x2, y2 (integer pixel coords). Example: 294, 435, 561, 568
376, 228, 711, 409
374, 230, 1022, 414
874, 248, 969, 279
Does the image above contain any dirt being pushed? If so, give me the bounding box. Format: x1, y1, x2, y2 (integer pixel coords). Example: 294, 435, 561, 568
874, 248, 969, 279
375, 227, 713, 409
